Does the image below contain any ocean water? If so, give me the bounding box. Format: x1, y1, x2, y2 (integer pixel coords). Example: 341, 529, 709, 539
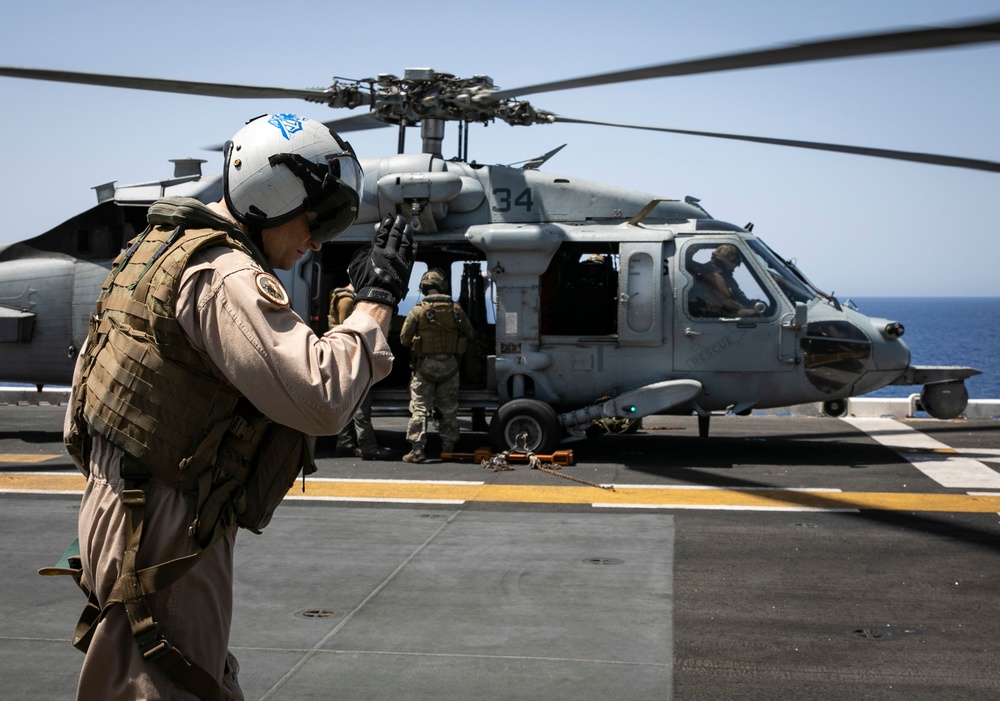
850, 297, 999, 400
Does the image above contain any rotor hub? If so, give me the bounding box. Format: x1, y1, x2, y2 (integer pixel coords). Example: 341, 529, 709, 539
309, 69, 552, 130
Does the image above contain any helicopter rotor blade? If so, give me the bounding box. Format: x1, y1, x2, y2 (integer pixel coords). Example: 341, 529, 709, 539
491, 16, 1000, 100
200, 113, 390, 152
0, 66, 349, 102
321, 113, 393, 133
551, 115, 1000, 173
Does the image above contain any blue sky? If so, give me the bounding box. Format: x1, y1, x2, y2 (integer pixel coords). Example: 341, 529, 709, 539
1, 0, 998, 296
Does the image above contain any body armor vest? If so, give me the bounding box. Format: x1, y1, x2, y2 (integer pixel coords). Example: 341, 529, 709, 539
410, 296, 468, 356
66, 202, 315, 539
58, 198, 317, 701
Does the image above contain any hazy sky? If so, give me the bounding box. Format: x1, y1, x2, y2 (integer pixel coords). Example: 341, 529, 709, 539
1, 0, 998, 297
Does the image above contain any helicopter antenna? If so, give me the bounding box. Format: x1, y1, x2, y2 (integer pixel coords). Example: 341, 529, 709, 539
507, 144, 568, 170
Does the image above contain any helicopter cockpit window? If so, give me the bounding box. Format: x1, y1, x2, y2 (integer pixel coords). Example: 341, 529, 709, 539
685, 243, 774, 319
540, 244, 619, 336
746, 239, 818, 305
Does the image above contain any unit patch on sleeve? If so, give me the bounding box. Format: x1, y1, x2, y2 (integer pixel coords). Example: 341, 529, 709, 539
254, 272, 290, 306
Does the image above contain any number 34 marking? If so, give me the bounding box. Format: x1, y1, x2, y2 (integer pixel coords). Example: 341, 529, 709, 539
492, 187, 533, 212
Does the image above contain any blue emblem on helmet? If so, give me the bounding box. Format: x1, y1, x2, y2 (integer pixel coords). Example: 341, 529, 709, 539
268, 114, 305, 140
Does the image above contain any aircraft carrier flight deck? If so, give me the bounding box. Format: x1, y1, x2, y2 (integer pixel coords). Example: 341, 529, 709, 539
2, 399, 999, 701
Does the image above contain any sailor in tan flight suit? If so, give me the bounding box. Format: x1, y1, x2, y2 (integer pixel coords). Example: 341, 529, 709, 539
61, 114, 414, 701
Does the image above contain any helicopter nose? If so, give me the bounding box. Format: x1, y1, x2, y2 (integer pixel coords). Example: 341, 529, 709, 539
866, 317, 911, 373
799, 313, 913, 397
800, 320, 874, 395
802, 309, 910, 395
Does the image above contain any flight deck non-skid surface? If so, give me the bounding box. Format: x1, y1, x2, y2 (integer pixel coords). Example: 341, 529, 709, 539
3, 407, 1000, 700
6, 499, 674, 700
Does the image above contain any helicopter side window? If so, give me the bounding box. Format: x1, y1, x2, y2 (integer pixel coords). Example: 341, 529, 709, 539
685, 243, 773, 319
540, 245, 619, 336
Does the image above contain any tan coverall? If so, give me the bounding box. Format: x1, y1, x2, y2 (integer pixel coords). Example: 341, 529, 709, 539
69, 244, 393, 700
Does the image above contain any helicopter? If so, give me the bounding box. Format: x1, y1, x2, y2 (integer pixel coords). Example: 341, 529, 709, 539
0, 17, 997, 451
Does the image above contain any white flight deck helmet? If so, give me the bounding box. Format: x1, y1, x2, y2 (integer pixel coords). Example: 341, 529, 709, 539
223, 113, 364, 243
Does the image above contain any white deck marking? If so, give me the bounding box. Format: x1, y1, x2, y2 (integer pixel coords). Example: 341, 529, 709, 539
843, 417, 1000, 489
957, 448, 1000, 464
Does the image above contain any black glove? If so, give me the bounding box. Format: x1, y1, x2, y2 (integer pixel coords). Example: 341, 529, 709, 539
349, 215, 416, 307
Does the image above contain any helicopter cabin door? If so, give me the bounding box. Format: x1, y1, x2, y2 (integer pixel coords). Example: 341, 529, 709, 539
617, 242, 668, 346
674, 239, 786, 373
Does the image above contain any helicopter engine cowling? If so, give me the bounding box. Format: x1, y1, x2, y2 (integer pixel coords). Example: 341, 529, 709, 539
359, 154, 487, 233
377, 171, 464, 233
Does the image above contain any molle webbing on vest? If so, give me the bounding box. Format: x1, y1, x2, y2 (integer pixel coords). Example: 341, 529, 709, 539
413, 300, 465, 355
60, 206, 314, 701
81, 224, 254, 482
83, 321, 242, 488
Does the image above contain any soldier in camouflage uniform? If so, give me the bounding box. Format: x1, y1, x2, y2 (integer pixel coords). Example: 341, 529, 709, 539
399, 269, 476, 463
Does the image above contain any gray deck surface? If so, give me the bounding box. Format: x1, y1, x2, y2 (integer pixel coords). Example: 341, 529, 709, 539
2, 406, 999, 700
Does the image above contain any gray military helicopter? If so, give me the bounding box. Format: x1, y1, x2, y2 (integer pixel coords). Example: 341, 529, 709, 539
1, 17, 997, 450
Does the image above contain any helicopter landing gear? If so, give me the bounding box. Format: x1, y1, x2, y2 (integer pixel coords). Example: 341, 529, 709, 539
920, 381, 969, 420
822, 398, 849, 418
490, 398, 562, 454
697, 414, 710, 438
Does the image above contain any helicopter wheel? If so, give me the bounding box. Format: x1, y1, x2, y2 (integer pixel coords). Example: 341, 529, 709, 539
490, 398, 561, 454
822, 398, 849, 418
920, 381, 968, 420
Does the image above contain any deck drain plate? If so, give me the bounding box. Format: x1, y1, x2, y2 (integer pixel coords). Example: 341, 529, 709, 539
848, 626, 917, 640
295, 609, 340, 620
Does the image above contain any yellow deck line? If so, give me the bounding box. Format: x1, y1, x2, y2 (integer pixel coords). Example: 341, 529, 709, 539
0, 454, 62, 464
4, 473, 1000, 513
0, 473, 88, 491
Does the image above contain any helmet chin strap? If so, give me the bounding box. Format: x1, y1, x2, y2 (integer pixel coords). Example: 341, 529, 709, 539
242, 205, 268, 254
247, 223, 265, 256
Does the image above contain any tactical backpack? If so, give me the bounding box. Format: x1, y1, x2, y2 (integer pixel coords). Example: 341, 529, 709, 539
409, 298, 469, 357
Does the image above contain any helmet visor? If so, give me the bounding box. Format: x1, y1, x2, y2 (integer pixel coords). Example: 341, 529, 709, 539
306, 149, 364, 243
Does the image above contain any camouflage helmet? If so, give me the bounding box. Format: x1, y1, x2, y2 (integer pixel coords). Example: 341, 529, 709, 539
420, 269, 447, 293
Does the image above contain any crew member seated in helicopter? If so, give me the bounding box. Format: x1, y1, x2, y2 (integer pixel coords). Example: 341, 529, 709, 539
688, 244, 765, 318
